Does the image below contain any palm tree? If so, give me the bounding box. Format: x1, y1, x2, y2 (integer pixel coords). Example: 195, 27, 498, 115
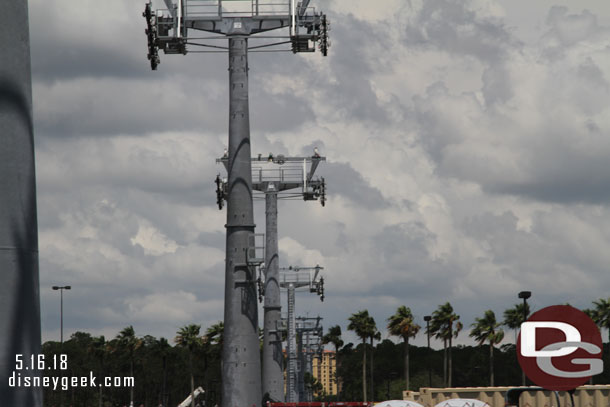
430, 302, 462, 387
89, 336, 106, 407
593, 298, 610, 342
322, 325, 343, 354
154, 337, 171, 407
175, 324, 205, 407
304, 372, 324, 398
116, 326, 142, 407
348, 310, 374, 402
503, 303, 530, 342
206, 321, 224, 347
470, 310, 504, 386
504, 302, 531, 386
387, 306, 421, 391
583, 306, 602, 385
368, 320, 380, 402
205, 320, 224, 402
593, 298, 610, 372
322, 325, 344, 398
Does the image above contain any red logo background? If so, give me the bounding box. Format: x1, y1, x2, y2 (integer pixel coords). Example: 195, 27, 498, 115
517, 305, 602, 391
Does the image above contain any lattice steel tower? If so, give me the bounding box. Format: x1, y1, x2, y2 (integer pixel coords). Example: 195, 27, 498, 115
274, 315, 324, 402
294, 316, 323, 402
279, 265, 324, 402
144, 2, 329, 407
217, 153, 326, 401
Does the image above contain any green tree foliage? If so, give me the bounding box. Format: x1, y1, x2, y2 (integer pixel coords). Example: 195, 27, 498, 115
430, 302, 462, 387
348, 310, 374, 402
304, 372, 324, 398
40, 299, 610, 406
40, 321, 577, 406
503, 302, 530, 342
42, 324, 225, 407
206, 321, 224, 347
368, 318, 380, 402
470, 310, 504, 386
593, 298, 610, 342
589, 297, 610, 383
115, 325, 143, 407
387, 306, 420, 391
323, 325, 344, 398
88, 335, 106, 407
175, 324, 205, 407
323, 325, 343, 353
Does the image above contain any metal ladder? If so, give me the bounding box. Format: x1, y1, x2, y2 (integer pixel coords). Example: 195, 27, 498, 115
287, 283, 297, 402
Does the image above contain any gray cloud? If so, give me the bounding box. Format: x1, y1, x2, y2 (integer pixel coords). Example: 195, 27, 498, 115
409, 4, 610, 205
542, 6, 607, 52
404, 0, 519, 64
31, 0, 610, 347
324, 161, 391, 209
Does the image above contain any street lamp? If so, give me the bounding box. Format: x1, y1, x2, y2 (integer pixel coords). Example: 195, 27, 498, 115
517, 291, 531, 386
52, 286, 71, 344
424, 315, 432, 387
518, 291, 531, 321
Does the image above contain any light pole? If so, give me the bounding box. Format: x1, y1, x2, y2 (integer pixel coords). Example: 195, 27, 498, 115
52, 286, 71, 344
518, 291, 531, 386
424, 315, 432, 388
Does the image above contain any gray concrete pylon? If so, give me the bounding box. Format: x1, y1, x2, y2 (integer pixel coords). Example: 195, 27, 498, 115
0, 2, 43, 406
262, 188, 284, 401
222, 37, 262, 407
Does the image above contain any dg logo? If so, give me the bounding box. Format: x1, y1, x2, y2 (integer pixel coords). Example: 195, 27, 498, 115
517, 305, 603, 391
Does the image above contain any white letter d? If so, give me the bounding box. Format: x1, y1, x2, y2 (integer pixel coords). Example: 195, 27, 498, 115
521, 321, 580, 357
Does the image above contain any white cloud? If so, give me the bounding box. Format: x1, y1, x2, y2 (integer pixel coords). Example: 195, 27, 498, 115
32, 0, 610, 349
131, 224, 178, 255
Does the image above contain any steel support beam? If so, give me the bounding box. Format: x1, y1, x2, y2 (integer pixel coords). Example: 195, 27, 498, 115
286, 283, 297, 402
0, 2, 42, 406
222, 36, 261, 407
297, 330, 304, 401
262, 188, 284, 401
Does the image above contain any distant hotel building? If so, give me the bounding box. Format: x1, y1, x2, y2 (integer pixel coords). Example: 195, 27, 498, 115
312, 350, 338, 396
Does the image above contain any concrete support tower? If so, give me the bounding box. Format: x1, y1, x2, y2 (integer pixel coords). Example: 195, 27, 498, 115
256, 155, 325, 402
217, 154, 326, 402
0, 2, 42, 406
145, 2, 329, 406
262, 187, 282, 401
222, 36, 261, 407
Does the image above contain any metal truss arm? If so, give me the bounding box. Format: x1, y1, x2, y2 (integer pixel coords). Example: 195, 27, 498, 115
297, 0, 311, 17
163, 0, 176, 18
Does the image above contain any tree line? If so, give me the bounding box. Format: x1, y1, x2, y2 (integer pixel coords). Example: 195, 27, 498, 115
40, 298, 610, 406
326, 298, 610, 402
42, 323, 223, 407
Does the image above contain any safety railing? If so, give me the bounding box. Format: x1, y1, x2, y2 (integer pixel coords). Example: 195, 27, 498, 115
252, 165, 303, 183
185, 0, 221, 19
280, 270, 313, 285
184, 0, 290, 19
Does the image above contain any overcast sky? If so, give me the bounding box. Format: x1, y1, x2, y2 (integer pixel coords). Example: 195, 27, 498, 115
30, 0, 610, 348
